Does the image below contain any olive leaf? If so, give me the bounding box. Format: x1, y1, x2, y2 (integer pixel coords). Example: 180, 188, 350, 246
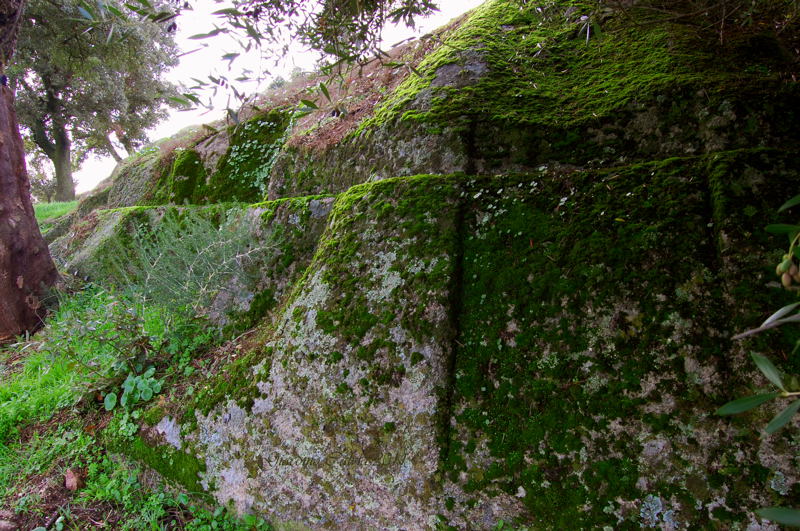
765, 399, 800, 435
752, 353, 786, 391
756, 507, 800, 526
716, 393, 779, 415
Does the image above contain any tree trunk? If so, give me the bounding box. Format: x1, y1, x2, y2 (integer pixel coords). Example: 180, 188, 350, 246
52, 119, 74, 201
104, 134, 123, 163
120, 135, 134, 157
0, 84, 59, 339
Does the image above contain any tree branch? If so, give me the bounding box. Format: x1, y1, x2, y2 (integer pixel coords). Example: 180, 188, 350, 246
30, 117, 55, 159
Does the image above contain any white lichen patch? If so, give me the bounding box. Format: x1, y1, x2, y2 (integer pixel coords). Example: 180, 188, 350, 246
155, 416, 183, 450
183, 187, 462, 528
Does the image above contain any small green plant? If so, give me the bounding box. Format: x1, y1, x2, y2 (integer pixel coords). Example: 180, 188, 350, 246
108, 208, 280, 319
104, 367, 162, 411
716, 352, 800, 433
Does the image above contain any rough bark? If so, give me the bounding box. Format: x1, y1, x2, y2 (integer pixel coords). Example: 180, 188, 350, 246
0, 84, 58, 338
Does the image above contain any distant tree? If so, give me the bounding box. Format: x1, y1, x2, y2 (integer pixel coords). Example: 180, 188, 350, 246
9, 0, 179, 201
22, 137, 83, 203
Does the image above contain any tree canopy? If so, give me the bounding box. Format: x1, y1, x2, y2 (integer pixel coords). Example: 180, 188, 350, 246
9, 0, 179, 200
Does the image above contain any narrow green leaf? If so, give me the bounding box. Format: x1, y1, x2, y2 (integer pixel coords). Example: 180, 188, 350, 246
716, 392, 779, 415
106, 4, 124, 17
77, 6, 94, 20
212, 7, 243, 16
778, 194, 800, 213
765, 224, 800, 235
221, 52, 240, 63
167, 95, 190, 106
150, 11, 176, 23
188, 28, 226, 40
765, 399, 800, 434
319, 82, 331, 102
300, 99, 318, 109
104, 392, 117, 411
124, 3, 146, 15
756, 507, 800, 526
762, 302, 800, 327
244, 22, 261, 44
752, 352, 786, 391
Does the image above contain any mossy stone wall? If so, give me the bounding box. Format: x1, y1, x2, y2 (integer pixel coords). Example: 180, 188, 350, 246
264, 1, 799, 200
130, 149, 800, 528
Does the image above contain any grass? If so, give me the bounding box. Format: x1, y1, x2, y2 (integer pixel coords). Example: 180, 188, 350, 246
0, 286, 267, 529
34, 200, 78, 222
0, 419, 272, 529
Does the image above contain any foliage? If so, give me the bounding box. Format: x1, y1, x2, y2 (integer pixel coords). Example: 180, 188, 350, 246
0, 420, 272, 529
0, 287, 213, 444
9, 0, 179, 196
0, 283, 248, 526
103, 367, 162, 411
33, 201, 77, 222
165, 0, 438, 108
716, 193, 800, 526
109, 209, 280, 316
219, 0, 438, 61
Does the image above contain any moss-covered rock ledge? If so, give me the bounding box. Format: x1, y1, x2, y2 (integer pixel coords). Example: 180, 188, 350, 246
43, 0, 800, 527
104, 149, 799, 528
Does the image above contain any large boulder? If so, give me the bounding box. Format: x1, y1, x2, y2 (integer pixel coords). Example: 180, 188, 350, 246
115, 150, 799, 528
54, 0, 800, 527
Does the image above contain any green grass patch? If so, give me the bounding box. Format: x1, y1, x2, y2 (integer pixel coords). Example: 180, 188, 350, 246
0, 285, 258, 528
0, 419, 271, 529
34, 200, 78, 222
0, 287, 214, 444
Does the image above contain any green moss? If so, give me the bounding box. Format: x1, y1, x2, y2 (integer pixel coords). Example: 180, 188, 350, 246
181, 346, 273, 430
439, 149, 800, 526
116, 435, 207, 495
150, 149, 207, 205
209, 109, 293, 203
360, 1, 776, 134
141, 405, 166, 427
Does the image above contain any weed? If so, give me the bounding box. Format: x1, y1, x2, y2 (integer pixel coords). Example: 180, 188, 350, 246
108, 209, 280, 320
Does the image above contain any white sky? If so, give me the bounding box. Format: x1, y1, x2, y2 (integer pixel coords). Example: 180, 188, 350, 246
73, 0, 483, 194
